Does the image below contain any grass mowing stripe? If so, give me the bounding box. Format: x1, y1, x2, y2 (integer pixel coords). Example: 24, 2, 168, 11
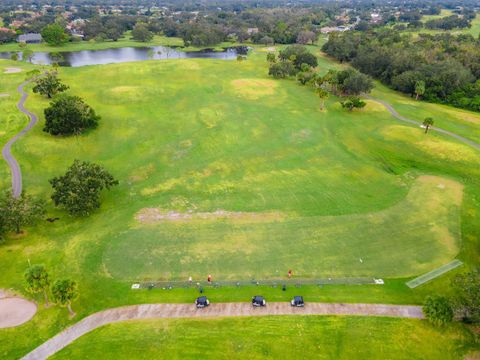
406, 260, 463, 288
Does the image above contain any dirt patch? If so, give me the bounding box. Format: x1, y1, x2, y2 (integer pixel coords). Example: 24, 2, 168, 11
231, 78, 278, 100
465, 352, 480, 360
135, 208, 286, 224
0, 296, 37, 328
3, 67, 22, 74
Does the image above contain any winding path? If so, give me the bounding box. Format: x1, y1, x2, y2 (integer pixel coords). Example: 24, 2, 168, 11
366, 95, 480, 151
22, 302, 423, 360
1, 78, 39, 198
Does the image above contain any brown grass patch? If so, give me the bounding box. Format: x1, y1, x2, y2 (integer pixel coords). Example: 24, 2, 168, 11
129, 163, 155, 183
135, 208, 286, 224
231, 78, 278, 100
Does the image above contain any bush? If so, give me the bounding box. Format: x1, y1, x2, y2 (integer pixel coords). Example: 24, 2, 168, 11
340, 96, 366, 111
423, 295, 454, 326
268, 61, 296, 79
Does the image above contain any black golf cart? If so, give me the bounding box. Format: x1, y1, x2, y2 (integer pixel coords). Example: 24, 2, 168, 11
291, 296, 305, 307
195, 296, 210, 308
252, 295, 266, 307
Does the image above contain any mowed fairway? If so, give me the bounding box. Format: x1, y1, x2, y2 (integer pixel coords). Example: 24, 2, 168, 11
51, 316, 476, 360
1, 50, 479, 284
107, 175, 463, 279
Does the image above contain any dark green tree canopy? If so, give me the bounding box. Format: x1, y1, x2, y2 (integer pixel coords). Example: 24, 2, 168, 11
341, 70, 374, 95
33, 71, 69, 98
41, 23, 69, 46
50, 160, 119, 216
278, 45, 318, 70
268, 61, 296, 79
322, 30, 480, 111
132, 23, 153, 42
44, 95, 100, 136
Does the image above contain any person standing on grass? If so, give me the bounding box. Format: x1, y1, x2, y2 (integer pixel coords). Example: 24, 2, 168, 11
207, 274, 212, 283
288, 270, 292, 279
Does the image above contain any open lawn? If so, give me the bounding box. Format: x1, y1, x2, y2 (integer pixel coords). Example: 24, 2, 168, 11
51, 316, 477, 360
1, 46, 480, 358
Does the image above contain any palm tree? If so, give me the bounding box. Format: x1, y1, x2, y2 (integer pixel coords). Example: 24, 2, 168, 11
415, 80, 425, 100
423, 117, 434, 134
315, 87, 329, 110
322, 69, 339, 94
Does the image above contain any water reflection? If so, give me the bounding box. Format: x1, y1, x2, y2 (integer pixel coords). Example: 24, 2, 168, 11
0, 46, 247, 67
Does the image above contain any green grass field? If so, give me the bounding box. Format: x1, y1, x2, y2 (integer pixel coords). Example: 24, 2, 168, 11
1, 45, 480, 358
51, 316, 477, 360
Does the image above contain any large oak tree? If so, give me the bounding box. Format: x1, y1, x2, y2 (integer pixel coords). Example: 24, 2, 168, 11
44, 95, 100, 136
50, 160, 118, 216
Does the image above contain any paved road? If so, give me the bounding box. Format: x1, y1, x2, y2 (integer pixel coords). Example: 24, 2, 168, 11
22, 302, 423, 360
366, 95, 480, 151
1, 79, 38, 198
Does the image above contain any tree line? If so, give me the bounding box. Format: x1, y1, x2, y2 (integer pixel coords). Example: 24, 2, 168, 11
322, 30, 480, 112
267, 45, 373, 112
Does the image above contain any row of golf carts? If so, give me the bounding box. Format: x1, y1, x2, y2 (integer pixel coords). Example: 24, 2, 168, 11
195, 295, 305, 308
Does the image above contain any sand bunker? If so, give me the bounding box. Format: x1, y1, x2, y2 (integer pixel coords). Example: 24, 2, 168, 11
3, 67, 22, 74
136, 208, 285, 224
0, 93, 10, 97
0, 296, 37, 328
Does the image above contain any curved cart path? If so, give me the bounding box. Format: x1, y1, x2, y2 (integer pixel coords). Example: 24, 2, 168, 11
367, 95, 480, 151
22, 302, 423, 360
1, 79, 38, 198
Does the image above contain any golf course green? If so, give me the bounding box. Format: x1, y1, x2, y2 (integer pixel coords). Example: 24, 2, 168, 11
1, 44, 479, 358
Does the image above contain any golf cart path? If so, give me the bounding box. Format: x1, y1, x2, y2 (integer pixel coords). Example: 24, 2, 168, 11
366, 95, 480, 151
1, 78, 38, 198
22, 302, 423, 360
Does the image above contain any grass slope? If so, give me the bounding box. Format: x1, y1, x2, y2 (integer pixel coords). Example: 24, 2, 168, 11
0, 47, 480, 358
51, 316, 477, 360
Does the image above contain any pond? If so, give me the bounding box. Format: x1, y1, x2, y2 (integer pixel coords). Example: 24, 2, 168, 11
0, 45, 248, 67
